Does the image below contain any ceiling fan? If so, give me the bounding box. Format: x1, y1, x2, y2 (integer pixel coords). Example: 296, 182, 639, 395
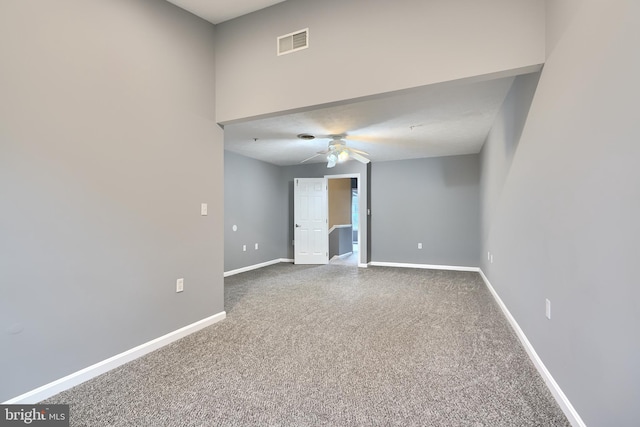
298, 134, 370, 168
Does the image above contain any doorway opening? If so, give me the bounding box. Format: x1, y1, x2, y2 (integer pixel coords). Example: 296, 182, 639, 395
327, 175, 360, 266
351, 177, 359, 254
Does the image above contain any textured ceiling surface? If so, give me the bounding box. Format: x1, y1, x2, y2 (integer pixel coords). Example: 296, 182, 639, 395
223, 77, 516, 166
165, 0, 285, 24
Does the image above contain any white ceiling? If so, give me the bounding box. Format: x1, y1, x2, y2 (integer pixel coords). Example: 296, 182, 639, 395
223, 77, 516, 166
165, 0, 286, 24
166, 0, 518, 167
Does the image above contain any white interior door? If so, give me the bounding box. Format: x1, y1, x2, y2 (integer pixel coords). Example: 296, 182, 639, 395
294, 178, 328, 264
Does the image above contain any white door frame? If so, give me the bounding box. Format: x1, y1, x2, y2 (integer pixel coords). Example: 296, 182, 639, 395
326, 173, 364, 267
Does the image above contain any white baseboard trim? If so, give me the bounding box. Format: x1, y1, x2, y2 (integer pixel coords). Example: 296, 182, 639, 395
369, 261, 480, 272
224, 258, 293, 277
478, 270, 585, 427
3, 311, 226, 405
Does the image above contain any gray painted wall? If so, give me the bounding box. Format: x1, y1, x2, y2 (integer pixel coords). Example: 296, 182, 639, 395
479, 71, 541, 248
0, 1, 224, 402
215, 0, 545, 123
371, 155, 480, 267
481, 0, 640, 425
4, 1, 633, 423
224, 151, 287, 272
329, 227, 353, 259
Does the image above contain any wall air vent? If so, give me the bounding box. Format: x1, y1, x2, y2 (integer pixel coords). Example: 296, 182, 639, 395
277, 28, 309, 56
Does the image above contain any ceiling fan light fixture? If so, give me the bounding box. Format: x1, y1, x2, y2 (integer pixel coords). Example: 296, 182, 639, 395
297, 134, 369, 167
326, 152, 338, 168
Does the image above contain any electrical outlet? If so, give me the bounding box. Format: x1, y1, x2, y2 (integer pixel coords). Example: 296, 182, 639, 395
418, 243, 422, 249
176, 278, 184, 293
200, 203, 208, 216
255, 243, 259, 250
243, 245, 246, 252
545, 299, 551, 319
490, 254, 494, 264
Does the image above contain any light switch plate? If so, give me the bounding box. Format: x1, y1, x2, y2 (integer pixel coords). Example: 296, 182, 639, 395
545, 299, 551, 319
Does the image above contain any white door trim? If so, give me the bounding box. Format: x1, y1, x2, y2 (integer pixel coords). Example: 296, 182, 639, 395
326, 173, 364, 266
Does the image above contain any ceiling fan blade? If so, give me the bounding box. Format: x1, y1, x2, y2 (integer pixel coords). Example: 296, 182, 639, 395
348, 147, 369, 156
300, 153, 323, 163
350, 152, 370, 164
300, 149, 331, 164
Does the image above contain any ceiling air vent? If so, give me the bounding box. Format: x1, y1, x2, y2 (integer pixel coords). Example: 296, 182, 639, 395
277, 28, 309, 56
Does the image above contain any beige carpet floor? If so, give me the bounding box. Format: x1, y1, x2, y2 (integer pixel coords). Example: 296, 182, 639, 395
44, 263, 570, 426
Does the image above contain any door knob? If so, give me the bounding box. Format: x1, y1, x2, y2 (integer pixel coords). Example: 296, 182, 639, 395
295, 224, 301, 228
